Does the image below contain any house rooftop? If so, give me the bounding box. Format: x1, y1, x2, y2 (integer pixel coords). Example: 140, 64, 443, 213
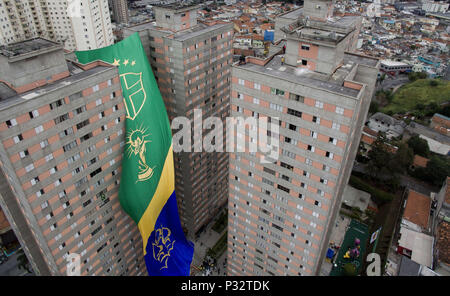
403, 190, 431, 230
436, 220, 450, 266
413, 155, 429, 168
398, 226, 433, 268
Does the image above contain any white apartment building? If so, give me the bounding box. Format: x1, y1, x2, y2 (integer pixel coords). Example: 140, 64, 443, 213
0, 0, 113, 51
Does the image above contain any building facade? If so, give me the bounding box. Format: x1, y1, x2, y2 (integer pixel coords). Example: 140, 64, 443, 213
123, 4, 234, 236
0, 0, 114, 51
109, 0, 129, 24
228, 1, 379, 275
0, 38, 146, 275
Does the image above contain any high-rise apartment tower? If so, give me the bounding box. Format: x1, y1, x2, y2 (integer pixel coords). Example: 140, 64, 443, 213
0, 0, 114, 51
228, 0, 380, 275
123, 4, 234, 237
0, 38, 145, 275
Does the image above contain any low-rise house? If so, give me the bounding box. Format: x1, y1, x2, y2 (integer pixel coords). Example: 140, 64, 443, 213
434, 220, 450, 275
367, 112, 406, 139
252, 34, 265, 48
412, 154, 430, 169
397, 226, 434, 268
430, 113, 450, 137
402, 189, 432, 233
407, 122, 450, 156
234, 34, 252, 46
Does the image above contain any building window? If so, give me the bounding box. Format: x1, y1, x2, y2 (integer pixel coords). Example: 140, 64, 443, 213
6, 119, 17, 128
25, 164, 35, 173
271, 88, 285, 96
301, 44, 310, 51
35, 125, 44, 134
301, 59, 307, 66
19, 150, 29, 159
289, 93, 304, 102
287, 108, 302, 118
29, 110, 39, 119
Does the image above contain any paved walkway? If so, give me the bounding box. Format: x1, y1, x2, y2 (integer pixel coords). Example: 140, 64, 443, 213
190, 212, 228, 276
319, 215, 351, 276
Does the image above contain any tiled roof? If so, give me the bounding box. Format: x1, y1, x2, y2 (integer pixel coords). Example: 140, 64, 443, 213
403, 190, 431, 230
432, 113, 450, 128
413, 155, 429, 168
436, 221, 450, 265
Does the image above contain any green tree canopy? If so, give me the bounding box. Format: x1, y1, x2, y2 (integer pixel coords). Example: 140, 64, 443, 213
392, 143, 414, 174
407, 135, 430, 157
343, 263, 358, 276
426, 156, 450, 186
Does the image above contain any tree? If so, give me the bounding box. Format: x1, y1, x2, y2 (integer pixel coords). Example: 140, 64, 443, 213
408, 72, 427, 82
407, 135, 430, 157
392, 143, 414, 174
439, 105, 450, 117
367, 133, 394, 179
425, 156, 450, 186
429, 79, 439, 87
425, 102, 439, 116
369, 101, 379, 114
343, 263, 358, 276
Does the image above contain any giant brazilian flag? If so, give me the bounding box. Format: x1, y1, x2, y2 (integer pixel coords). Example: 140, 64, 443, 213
76, 33, 194, 275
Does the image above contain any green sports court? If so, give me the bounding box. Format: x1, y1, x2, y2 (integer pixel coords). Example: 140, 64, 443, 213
330, 219, 369, 276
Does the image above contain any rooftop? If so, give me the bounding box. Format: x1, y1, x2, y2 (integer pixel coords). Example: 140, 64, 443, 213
432, 113, 450, 126
277, 7, 304, 20
236, 52, 378, 98
342, 185, 371, 211
153, 3, 200, 12
0, 61, 113, 112
436, 220, 450, 266
398, 226, 434, 268
0, 38, 61, 60
126, 20, 231, 42
413, 155, 429, 168
173, 22, 231, 41
403, 190, 431, 230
